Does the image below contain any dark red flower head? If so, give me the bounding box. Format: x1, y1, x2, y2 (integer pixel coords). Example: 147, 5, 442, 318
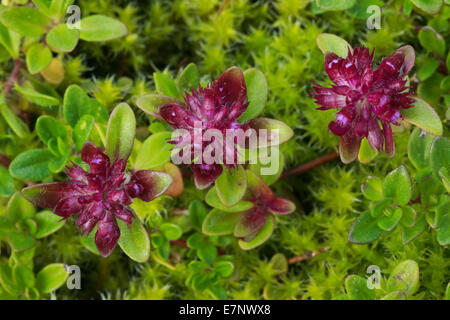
158, 66, 249, 189
311, 45, 415, 163
234, 171, 295, 239
22, 142, 172, 257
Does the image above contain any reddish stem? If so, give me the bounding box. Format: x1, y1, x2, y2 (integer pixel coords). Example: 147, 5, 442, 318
280, 151, 339, 180
170, 239, 189, 249
3, 59, 22, 97
288, 247, 330, 265
0, 154, 10, 168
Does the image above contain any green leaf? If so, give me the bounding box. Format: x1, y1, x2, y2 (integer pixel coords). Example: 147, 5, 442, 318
248, 118, 294, 147
377, 207, 403, 231
382, 166, 412, 206
13, 265, 35, 290
154, 72, 180, 98
417, 55, 440, 81
197, 243, 217, 265
0, 263, 21, 296
214, 261, 234, 278
348, 0, 385, 19
387, 260, 420, 297
134, 132, 172, 170
79, 15, 127, 42
0, 166, 14, 197
345, 275, 375, 300
188, 200, 208, 232
14, 83, 60, 107
26, 43, 52, 75
439, 167, 450, 193
0, 23, 21, 58
418, 26, 446, 56
381, 290, 407, 300
8, 232, 35, 252
269, 253, 288, 275
47, 24, 79, 53
316, 33, 351, 58
358, 138, 378, 164
73, 115, 95, 152
215, 165, 247, 207
117, 218, 150, 263
35, 263, 68, 294
205, 186, 253, 212
160, 223, 183, 240
176, 63, 199, 93
34, 210, 65, 239
430, 136, 450, 178
436, 198, 450, 245
49, 0, 74, 19
62, 84, 92, 127
0, 7, 50, 37
315, 0, 356, 10
36, 116, 67, 145
106, 103, 136, 161
238, 68, 268, 122
7, 192, 36, 221
202, 209, 242, 236
348, 211, 384, 244
238, 215, 275, 250
9, 149, 54, 181
410, 0, 443, 15
187, 233, 206, 250
135, 94, 183, 118
248, 149, 284, 186
408, 128, 434, 170
79, 227, 100, 255
445, 282, 450, 300
418, 73, 443, 105
0, 103, 29, 138
361, 176, 383, 201
401, 97, 442, 136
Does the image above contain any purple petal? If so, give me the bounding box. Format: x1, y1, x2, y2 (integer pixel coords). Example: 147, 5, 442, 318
76, 201, 104, 235
324, 52, 359, 87
382, 121, 395, 157
234, 210, 267, 238
192, 164, 223, 190
95, 213, 120, 257
54, 196, 84, 218
81, 142, 110, 176
268, 198, 296, 215
395, 45, 415, 77
350, 47, 374, 74
22, 183, 74, 209
246, 170, 274, 202
111, 205, 134, 225
311, 85, 347, 110
107, 189, 132, 206
328, 110, 352, 136
127, 170, 173, 202
159, 104, 200, 129
367, 119, 384, 152
213, 66, 247, 109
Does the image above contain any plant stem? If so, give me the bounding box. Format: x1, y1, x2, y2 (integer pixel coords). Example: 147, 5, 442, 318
170, 239, 189, 249
0, 154, 10, 168
280, 151, 339, 180
288, 246, 330, 265
3, 59, 22, 97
